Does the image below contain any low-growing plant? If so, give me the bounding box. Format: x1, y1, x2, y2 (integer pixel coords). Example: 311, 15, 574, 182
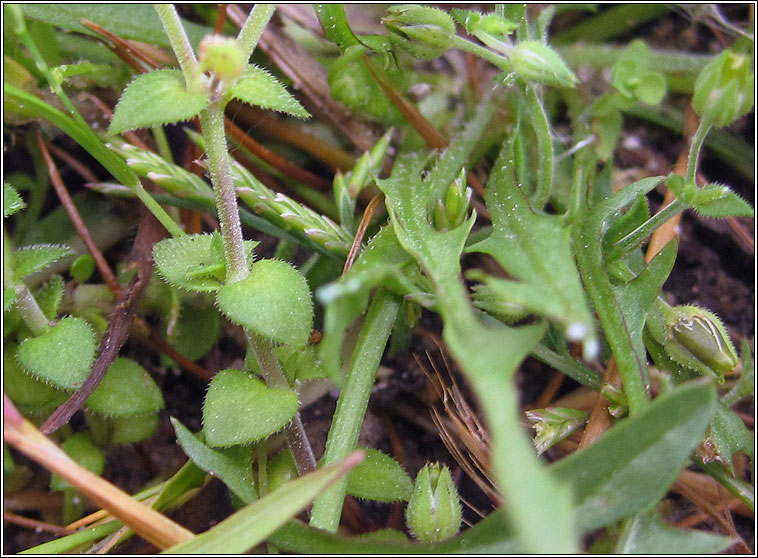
3, 3, 754, 554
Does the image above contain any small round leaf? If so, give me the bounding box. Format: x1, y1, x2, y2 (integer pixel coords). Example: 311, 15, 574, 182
16, 316, 95, 390
86, 358, 164, 416
4, 350, 68, 413
216, 259, 313, 347
203, 368, 299, 448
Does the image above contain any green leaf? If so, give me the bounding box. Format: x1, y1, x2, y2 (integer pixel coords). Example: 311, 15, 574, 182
345, 448, 413, 502
313, 4, 361, 48
202, 369, 299, 448
468, 137, 597, 359
86, 358, 164, 417
230, 65, 309, 119
171, 418, 256, 504
615, 508, 733, 554
36, 274, 64, 320
16, 316, 96, 390
4, 287, 17, 312
551, 379, 718, 532
109, 70, 207, 135
269, 511, 520, 554
4, 349, 68, 414
13, 244, 73, 280
4, 182, 26, 217
690, 184, 754, 218
635, 71, 667, 104
163, 295, 221, 362
70, 254, 96, 282
50, 433, 104, 491
153, 232, 257, 293
216, 259, 313, 347
87, 412, 160, 445
708, 402, 754, 470
162, 452, 363, 554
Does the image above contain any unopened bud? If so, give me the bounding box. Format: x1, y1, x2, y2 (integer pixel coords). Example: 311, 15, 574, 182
525, 407, 588, 455
510, 41, 578, 88
198, 35, 246, 82
384, 5, 456, 60
431, 169, 471, 231
600, 384, 628, 418
693, 49, 754, 127
406, 463, 462, 542
664, 305, 738, 380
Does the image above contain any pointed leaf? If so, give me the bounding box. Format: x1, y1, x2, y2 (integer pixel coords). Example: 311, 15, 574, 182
109, 70, 207, 135
615, 508, 733, 554
345, 447, 413, 502
16, 316, 96, 389
230, 65, 309, 119
691, 184, 754, 218
708, 402, 754, 470
163, 452, 364, 554
13, 244, 73, 280
551, 379, 718, 532
4, 182, 25, 217
36, 274, 64, 320
172, 418, 256, 504
216, 259, 313, 347
203, 368, 299, 447
468, 137, 597, 357
86, 358, 164, 417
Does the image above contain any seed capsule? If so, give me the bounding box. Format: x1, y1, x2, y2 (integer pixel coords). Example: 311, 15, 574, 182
664, 305, 738, 380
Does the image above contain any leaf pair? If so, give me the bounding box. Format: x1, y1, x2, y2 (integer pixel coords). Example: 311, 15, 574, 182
109, 66, 308, 135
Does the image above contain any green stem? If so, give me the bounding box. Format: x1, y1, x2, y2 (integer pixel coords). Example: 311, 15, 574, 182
247, 331, 317, 476
694, 458, 755, 512
235, 4, 276, 61
198, 102, 249, 283
450, 35, 511, 71
605, 198, 687, 262
14, 283, 52, 336
524, 85, 553, 208
685, 118, 712, 190
154, 4, 203, 91
531, 344, 602, 391
309, 289, 401, 532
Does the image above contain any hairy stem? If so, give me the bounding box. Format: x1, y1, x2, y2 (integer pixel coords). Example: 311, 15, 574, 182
685, 118, 712, 191
155, 4, 203, 91
247, 331, 317, 476
236, 4, 277, 61
198, 102, 249, 283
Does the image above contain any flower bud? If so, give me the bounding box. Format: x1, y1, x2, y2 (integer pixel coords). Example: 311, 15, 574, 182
525, 407, 588, 455
692, 49, 754, 127
600, 384, 628, 418
406, 463, 462, 542
198, 35, 246, 82
663, 305, 738, 380
431, 169, 471, 231
510, 41, 578, 88
383, 5, 456, 60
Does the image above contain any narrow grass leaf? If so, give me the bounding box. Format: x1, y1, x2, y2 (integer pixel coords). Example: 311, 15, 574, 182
615, 508, 733, 554
551, 379, 717, 532
162, 451, 364, 554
